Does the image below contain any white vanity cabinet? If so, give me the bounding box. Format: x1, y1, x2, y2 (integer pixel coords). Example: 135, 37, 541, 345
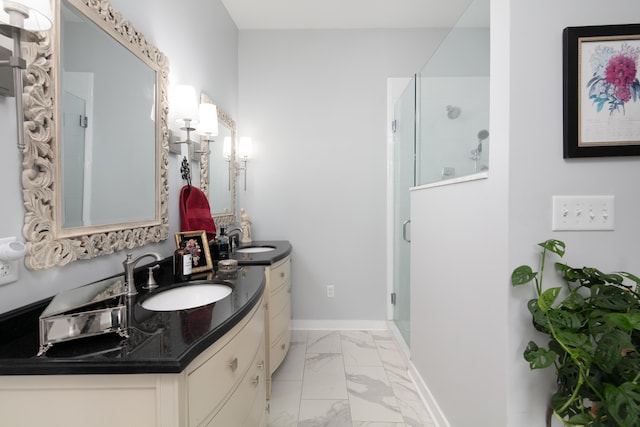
264, 255, 292, 397
0, 299, 266, 427
185, 298, 266, 426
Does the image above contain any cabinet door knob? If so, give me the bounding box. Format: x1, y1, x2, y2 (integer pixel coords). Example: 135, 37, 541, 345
229, 357, 238, 372
280, 272, 285, 278
251, 375, 260, 386
258, 361, 264, 370
281, 343, 286, 351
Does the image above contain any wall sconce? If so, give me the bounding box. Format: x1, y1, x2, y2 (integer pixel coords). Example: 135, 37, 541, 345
0, 0, 53, 152
238, 137, 252, 191
223, 136, 232, 190
222, 136, 252, 191
170, 85, 199, 158
196, 102, 218, 155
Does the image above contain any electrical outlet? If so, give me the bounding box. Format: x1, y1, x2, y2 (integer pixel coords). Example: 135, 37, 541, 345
552, 196, 615, 231
0, 237, 20, 286
326, 285, 335, 298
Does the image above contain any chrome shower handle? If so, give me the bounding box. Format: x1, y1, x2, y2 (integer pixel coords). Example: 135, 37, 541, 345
402, 219, 411, 243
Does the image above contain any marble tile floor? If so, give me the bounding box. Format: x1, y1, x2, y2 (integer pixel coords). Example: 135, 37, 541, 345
267, 330, 435, 427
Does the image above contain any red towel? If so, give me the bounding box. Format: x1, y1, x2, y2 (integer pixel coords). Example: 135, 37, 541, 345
179, 185, 217, 241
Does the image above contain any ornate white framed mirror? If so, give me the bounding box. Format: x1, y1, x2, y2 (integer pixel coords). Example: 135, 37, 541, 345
21, 0, 170, 270
198, 93, 237, 228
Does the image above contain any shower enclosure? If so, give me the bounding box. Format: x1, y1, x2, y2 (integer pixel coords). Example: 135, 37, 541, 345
391, 0, 489, 349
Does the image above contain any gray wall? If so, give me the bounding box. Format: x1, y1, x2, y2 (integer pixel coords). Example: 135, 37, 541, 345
410, 0, 640, 426
0, 0, 238, 314
237, 29, 448, 325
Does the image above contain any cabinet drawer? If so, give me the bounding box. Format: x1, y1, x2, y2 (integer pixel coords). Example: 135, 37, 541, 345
269, 291, 291, 343
269, 279, 290, 320
206, 342, 266, 427
270, 327, 291, 374
269, 257, 290, 291
188, 303, 264, 426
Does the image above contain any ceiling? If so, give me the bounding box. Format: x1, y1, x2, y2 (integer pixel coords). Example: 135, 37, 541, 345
220, 0, 487, 30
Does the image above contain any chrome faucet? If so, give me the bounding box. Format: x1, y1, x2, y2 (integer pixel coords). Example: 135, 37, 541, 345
226, 227, 242, 254
123, 252, 163, 296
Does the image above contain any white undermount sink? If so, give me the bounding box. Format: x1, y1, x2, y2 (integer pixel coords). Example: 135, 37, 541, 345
140, 283, 232, 311
235, 246, 276, 254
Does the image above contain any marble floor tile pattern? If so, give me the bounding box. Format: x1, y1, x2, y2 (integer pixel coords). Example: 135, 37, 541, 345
267, 330, 435, 427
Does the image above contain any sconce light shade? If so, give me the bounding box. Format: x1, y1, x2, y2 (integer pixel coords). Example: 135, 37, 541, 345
173, 85, 199, 127
198, 103, 219, 136
223, 136, 232, 159
0, 0, 52, 36
239, 137, 252, 159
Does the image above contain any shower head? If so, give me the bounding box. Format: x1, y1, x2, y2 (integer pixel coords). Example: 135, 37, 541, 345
446, 105, 461, 120
476, 129, 489, 154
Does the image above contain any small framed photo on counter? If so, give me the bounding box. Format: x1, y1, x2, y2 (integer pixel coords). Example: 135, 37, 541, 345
174, 231, 213, 273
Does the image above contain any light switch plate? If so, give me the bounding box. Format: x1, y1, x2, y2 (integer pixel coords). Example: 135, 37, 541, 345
552, 195, 615, 231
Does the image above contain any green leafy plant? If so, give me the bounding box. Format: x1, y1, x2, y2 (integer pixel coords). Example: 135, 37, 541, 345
512, 239, 640, 427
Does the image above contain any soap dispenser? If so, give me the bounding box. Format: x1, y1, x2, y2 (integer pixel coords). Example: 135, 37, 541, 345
218, 228, 229, 260
174, 241, 192, 281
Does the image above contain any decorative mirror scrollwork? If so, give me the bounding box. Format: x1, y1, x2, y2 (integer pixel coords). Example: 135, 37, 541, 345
199, 93, 236, 228
21, 0, 170, 270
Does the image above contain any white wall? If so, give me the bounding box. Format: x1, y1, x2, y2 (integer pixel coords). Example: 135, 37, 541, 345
0, 0, 238, 314
410, 0, 640, 426
238, 29, 448, 325
507, 1, 640, 426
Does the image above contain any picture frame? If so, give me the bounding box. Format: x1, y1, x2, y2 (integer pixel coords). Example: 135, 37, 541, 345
174, 231, 213, 274
563, 24, 640, 158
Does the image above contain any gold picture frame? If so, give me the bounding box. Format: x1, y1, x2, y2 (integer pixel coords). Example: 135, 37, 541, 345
174, 231, 213, 274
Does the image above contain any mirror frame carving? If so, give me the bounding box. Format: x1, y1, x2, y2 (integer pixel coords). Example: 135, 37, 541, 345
21, 0, 170, 270
199, 93, 236, 228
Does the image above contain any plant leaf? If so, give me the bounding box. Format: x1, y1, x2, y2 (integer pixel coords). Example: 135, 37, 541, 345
538, 287, 561, 312
618, 353, 640, 382
591, 285, 638, 311
527, 299, 550, 333
538, 239, 566, 257
605, 312, 640, 331
524, 341, 556, 369
562, 291, 586, 311
594, 329, 634, 374
548, 309, 584, 331
605, 382, 640, 427
554, 329, 592, 361
511, 265, 537, 286
619, 271, 640, 286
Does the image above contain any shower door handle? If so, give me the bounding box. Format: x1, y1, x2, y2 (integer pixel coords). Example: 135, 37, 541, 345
402, 220, 411, 243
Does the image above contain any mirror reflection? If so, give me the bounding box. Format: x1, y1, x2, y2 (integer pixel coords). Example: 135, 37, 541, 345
61, 0, 157, 228
21, 0, 169, 270
199, 93, 236, 227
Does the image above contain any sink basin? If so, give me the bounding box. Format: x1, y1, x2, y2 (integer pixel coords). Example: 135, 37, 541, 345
140, 282, 232, 311
235, 246, 276, 254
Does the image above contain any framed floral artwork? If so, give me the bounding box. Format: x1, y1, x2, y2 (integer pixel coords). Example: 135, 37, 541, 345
563, 24, 640, 158
174, 231, 213, 273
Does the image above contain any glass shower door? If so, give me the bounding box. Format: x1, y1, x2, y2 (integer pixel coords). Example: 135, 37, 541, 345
392, 78, 415, 347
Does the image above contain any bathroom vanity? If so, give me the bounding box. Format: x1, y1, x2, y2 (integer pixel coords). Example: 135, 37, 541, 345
233, 241, 292, 398
0, 241, 292, 426
0, 264, 266, 426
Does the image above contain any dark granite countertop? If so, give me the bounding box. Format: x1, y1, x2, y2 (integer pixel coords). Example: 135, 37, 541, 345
231, 240, 292, 266
0, 263, 264, 375
0, 241, 291, 376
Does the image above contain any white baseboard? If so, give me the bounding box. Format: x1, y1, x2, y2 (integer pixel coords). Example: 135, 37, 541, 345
408, 362, 451, 427
292, 319, 388, 331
